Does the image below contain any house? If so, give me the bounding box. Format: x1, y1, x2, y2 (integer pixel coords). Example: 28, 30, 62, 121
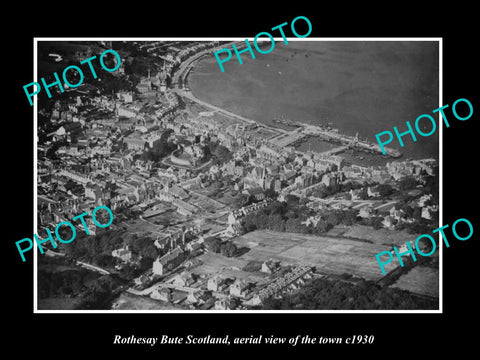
367, 186, 380, 198
382, 215, 396, 230
171, 272, 197, 287
322, 173, 337, 187
261, 259, 280, 274
349, 188, 363, 201
359, 205, 375, 218
85, 183, 103, 203
246, 187, 265, 201
152, 247, 185, 275
134, 274, 150, 286
186, 241, 203, 252
55, 122, 83, 139
186, 290, 211, 305
229, 279, 250, 298
389, 206, 405, 220
421, 205, 438, 220
214, 297, 236, 310
150, 287, 172, 302
207, 275, 226, 292
124, 133, 146, 151
111, 246, 133, 262
418, 194, 433, 207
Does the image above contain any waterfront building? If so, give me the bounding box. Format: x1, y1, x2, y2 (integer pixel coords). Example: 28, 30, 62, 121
152, 247, 185, 275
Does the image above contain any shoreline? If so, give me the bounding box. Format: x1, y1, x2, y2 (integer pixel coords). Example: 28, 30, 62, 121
183, 41, 439, 161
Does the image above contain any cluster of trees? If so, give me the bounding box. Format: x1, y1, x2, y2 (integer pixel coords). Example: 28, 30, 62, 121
243, 197, 358, 235
206, 141, 232, 164
38, 256, 99, 299
60, 229, 159, 279
75, 275, 119, 310
37, 253, 129, 309
261, 277, 438, 310
311, 181, 363, 199
205, 238, 238, 257
97, 73, 134, 95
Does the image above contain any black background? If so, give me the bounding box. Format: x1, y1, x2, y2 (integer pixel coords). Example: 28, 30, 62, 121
5, 3, 478, 356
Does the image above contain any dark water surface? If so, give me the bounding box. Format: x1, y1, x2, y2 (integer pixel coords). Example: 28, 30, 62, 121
189, 41, 440, 160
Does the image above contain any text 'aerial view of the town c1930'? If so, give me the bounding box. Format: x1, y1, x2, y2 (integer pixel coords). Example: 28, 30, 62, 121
35, 39, 440, 312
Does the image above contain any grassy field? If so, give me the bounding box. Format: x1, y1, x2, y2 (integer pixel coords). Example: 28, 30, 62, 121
231, 230, 403, 281
390, 266, 439, 297
341, 225, 421, 247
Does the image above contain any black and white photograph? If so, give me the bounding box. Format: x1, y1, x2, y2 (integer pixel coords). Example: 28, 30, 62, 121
33, 39, 441, 312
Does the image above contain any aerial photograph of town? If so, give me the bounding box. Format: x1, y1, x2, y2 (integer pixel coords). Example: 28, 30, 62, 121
35, 39, 440, 311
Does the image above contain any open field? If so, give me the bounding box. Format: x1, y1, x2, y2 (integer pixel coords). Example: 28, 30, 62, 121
390, 266, 439, 298
231, 230, 403, 281
341, 225, 421, 247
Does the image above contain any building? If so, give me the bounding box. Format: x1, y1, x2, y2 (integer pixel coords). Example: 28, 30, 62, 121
124, 133, 146, 151
85, 183, 104, 202
152, 247, 185, 275
214, 297, 236, 310
359, 205, 375, 218
261, 259, 280, 274
111, 246, 133, 262
117, 104, 138, 118
421, 205, 438, 220
207, 275, 226, 292
171, 272, 197, 287
55, 122, 83, 141
382, 215, 396, 230
229, 279, 250, 298
150, 287, 172, 302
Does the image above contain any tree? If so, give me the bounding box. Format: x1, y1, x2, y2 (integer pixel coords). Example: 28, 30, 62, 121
285, 217, 304, 232
413, 207, 422, 221
285, 194, 300, 207
93, 254, 115, 268
220, 241, 237, 257
264, 188, 278, 199
358, 187, 369, 200
343, 210, 358, 226
371, 217, 384, 230
327, 212, 340, 226
209, 142, 232, 164
398, 177, 418, 190
205, 237, 222, 253
376, 184, 393, 197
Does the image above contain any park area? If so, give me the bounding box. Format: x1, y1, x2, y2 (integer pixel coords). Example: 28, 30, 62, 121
231, 230, 404, 281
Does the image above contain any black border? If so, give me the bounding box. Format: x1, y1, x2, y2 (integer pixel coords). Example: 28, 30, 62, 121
6, 4, 478, 356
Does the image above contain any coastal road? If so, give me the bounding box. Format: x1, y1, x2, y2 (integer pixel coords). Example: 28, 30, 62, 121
174, 87, 288, 135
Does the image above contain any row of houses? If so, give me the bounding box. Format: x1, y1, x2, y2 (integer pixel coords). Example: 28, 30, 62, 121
253, 266, 314, 305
